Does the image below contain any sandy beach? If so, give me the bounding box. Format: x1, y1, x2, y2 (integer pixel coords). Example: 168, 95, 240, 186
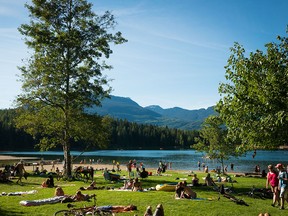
0, 154, 126, 172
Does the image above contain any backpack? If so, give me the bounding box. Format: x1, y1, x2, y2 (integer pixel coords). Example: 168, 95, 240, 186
283, 171, 288, 184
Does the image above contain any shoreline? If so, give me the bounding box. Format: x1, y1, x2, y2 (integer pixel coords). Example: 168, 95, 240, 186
1, 155, 248, 176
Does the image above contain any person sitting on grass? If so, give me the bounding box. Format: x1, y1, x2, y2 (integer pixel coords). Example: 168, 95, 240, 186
41, 175, 54, 188
191, 173, 200, 186
144, 206, 153, 216
132, 177, 143, 191
175, 181, 184, 198
204, 173, 215, 187
181, 181, 197, 199
153, 204, 164, 216
121, 179, 134, 190
54, 187, 65, 196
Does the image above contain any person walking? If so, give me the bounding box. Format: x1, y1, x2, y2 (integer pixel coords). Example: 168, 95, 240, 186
275, 163, 288, 210
14, 160, 26, 184
266, 165, 279, 207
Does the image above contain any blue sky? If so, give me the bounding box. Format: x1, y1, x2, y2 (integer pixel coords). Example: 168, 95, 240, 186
0, 0, 287, 110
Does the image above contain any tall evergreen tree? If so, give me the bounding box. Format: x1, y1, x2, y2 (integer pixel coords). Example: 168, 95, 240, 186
16, 0, 126, 176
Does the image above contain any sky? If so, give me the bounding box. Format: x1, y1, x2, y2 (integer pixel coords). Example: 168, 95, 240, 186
0, 0, 288, 110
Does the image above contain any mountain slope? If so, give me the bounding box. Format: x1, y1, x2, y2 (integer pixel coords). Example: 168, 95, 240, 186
86, 95, 217, 130
145, 105, 216, 122
85, 96, 161, 122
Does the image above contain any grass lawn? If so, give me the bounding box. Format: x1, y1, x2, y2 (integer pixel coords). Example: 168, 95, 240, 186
0, 169, 286, 216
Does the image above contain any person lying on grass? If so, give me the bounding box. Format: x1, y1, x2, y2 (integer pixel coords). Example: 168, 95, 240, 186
79, 181, 96, 190
60, 190, 95, 203
96, 204, 137, 213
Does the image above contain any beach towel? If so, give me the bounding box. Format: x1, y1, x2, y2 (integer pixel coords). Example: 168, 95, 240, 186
1, 190, 37, 196
175, 197, 213, 201
19, 196, 65, 206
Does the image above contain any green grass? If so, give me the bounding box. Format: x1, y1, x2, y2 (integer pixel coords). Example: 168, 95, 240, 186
0, 170, 286, 216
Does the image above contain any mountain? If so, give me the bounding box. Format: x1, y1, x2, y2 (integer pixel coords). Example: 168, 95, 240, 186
86, 95, 217, 130
86, 96, 161, 122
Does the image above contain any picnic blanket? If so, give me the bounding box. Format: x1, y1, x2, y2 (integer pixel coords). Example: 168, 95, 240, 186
20, 196, 65, 206
175, 197, 213, 201
1, 190, 37, 196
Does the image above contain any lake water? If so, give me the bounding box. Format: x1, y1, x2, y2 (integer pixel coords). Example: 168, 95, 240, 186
1, 150, 288, 173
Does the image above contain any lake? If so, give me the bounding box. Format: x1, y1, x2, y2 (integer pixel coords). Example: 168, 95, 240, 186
1, 150, 288, 173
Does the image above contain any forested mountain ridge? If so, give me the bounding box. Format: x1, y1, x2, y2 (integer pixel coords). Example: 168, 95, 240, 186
0, 95, 215, 151
86, 95, 217, 130
0, 109, 199, 151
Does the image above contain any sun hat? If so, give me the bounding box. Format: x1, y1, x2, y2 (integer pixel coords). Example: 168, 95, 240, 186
275, 163, 283, 169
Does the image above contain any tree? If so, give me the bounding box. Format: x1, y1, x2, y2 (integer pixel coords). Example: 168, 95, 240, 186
194, 116, 242, 173
15, 0, 126, 176
217, 34, 288, 150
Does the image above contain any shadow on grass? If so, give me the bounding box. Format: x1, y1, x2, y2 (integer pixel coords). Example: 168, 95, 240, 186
0, 208, 22, 216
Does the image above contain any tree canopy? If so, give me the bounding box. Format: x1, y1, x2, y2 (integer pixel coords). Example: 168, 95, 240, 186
194, 116, 241, 173
16, 0, 126, 176
216, 33, 288, 150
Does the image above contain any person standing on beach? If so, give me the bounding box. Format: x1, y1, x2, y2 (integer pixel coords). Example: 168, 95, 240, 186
126, 160, 133, 179
14, 160, 26, 184
51, 160, 55, 172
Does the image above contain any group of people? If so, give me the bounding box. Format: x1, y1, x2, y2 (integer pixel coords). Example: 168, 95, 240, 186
126, 159, 149, 179
175, 181, 197, 199
54, 186, 96, 203
121, 177, 143, 191
266, 163, 288, 210
191, 173, 218, 187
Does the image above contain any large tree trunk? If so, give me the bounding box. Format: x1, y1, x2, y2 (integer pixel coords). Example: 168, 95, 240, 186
63, 144, 72, 177
221, 158, 225, 174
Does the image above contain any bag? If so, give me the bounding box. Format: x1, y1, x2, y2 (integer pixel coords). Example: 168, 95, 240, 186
282, 171, 288, 184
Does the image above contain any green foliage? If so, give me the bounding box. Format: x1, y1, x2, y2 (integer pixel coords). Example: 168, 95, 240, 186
109, 119, 199, 150
16, 0, 127, 176
194, 116, 242, 172
0, 109, 36, 150
0, 109, 200, 151
217, 34, 288, 150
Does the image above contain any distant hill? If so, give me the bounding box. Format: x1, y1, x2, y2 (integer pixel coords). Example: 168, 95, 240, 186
86, 95, 217, 130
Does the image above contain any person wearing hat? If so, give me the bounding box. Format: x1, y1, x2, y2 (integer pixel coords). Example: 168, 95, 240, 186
275, 163, 288, 210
